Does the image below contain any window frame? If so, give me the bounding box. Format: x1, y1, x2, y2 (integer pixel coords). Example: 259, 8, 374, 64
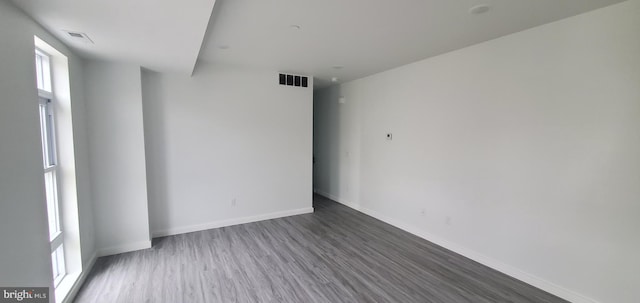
35, 48, 66, 287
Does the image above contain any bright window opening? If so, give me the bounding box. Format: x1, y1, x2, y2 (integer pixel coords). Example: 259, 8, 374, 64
35, 48, 66, 287
51, 245, 66, 287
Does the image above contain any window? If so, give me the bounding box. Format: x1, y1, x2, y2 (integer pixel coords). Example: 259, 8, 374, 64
35, 49, 66, 287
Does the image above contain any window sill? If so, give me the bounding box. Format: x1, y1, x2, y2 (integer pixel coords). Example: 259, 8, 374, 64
55, 271, 80, 303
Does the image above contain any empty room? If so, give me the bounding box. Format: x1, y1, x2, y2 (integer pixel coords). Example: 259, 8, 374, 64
0, 0, 638, 302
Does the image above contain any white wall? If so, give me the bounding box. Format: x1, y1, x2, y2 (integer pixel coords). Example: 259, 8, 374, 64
0, 1, 55, 296
313, 1, 640, 303
313, 87, 361, 204
142, 62, 313, 237
0, 0, 96, 300
66, 48, 96, 268
84, 61, 151, 255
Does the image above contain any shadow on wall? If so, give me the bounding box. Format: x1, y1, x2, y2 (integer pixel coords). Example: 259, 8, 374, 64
140, 68, 170, 239
313, 85, 344, 198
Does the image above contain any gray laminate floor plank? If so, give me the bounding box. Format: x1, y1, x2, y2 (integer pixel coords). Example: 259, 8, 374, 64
74, 195, 568, 303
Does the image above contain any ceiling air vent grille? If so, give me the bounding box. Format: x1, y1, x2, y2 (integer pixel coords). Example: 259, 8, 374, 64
63, 30, 94, 44
279, 73, 308, 88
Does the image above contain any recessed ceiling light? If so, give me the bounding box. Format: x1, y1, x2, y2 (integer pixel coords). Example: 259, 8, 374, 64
331, 77, 338, 82
289, 25, 302, 30
218, 45, 230, 50
469, 4, 491, 15
332, 65, 344, 70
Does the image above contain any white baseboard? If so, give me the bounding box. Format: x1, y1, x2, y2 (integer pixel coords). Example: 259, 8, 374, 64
60, 252, 97, 303
315, 189, 361, 211
316, 192, 599, 303
151, 207, 315, 238
97, 240, 152, 257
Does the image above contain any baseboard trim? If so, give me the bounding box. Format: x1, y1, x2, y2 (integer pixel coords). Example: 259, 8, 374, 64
60, 252, 97, 303
97, 240, 152, 257
315, 190, 361, 211
151, 207, 315, 238
316, 192, 599, 303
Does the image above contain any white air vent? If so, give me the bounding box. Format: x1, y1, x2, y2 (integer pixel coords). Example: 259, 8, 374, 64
63, 30, 94, 44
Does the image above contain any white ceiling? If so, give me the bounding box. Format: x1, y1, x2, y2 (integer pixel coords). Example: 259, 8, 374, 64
12, 0, 216, 74
199, 0, 626, 87
12, 0, 626, 84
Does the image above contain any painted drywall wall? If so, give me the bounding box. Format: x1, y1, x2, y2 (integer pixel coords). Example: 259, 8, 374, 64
142, 62, 313, 237
313, 1, 640, 303
83, 61, 151, 255
0, 1, 96, 300
0, 1, 55, 296
313, 86, 361, 205
65, 48, 96, 269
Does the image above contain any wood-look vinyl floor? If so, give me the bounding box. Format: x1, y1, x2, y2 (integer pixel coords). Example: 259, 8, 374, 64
74, 195, 568, 303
